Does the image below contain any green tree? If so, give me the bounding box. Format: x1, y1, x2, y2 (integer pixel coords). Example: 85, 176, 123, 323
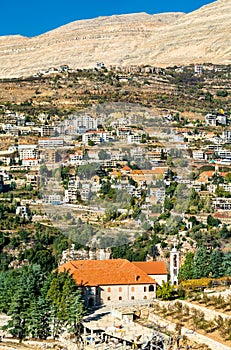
222, 252, 231, 277
156, 281, 174, 300
193, 246, 210, 279
47, 271, 85, 340
207, 215, 221, 228
3, 280, 31, 341
209, 250, 224, 278
178, 252, 195, 281
28, 296, 51, 339
98, 150, 110, 160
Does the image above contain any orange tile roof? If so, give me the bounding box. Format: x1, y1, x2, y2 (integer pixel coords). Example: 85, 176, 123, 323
132, 261, 167, 275
142, 168, 168, 175
58, 259, 156, 287
122, 166, 132, 171
130, 170, 143, 175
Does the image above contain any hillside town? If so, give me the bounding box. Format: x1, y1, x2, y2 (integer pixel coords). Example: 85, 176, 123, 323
0, 61, 230, 350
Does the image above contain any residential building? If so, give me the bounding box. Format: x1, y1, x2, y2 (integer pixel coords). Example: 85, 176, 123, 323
213, 197, 231, 211
26, 174, 39, 189
43, 194, 63, 205
205, 113, 227, 126
221, 130, 231, 143
38, 138, 64, 149
75, 115, 98, 130
22, 158, 39, 167
16, 205, 29, 219
40, 125, 56, 137
82, 131, 109, 144
127, 133, 143, 144
192, 150, 205, 160
18, 144, 38, 160
194, 64, 203, 74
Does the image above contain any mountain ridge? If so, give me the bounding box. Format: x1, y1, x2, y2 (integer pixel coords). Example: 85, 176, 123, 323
0, 0, 230, 78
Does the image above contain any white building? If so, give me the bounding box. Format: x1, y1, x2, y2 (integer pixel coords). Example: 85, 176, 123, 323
16, 206, 29, 219
22, 158, 39, 167
38, 138, 64, 149
127, 133, 143, 144
192, 150, 205, 160
18, 144, 38, 160
221, 131, 231, 143
82, 131, 109, 144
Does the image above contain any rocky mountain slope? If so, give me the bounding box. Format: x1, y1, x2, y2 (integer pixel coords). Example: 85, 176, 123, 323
0, 0, 230, 78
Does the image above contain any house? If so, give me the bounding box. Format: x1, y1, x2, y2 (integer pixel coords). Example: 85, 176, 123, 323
58, 259, 158, 307
205, 113, 227, 126
16, 205, 29, 219
82, 131, 109, 144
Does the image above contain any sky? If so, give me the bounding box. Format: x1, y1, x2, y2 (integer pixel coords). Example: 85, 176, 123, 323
2, 0, 215, 37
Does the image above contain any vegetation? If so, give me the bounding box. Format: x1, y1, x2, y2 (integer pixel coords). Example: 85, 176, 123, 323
179, 249, 231, 281
0, 266, 85, 343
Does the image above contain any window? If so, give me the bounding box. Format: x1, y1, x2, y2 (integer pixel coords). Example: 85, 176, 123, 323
119, 287, 122, 292
119, 296, 122, 301
149, 285, 154, 292
131, 296, 135, 300
107, 297, 111, 301
107, 287, 111, 292
144, 296, 147, 299
131, 287, 135, 292
174, 254, 177, 267
144, 287, 147, 292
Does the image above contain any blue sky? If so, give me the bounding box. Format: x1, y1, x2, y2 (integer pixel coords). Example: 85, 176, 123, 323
2, 0, 215, 37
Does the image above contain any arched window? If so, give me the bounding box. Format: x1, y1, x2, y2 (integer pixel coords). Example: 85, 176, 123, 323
144, 286, 147, 292
144, 296, 147, 299
119, 296, 122, 301
174, 254, 177, 267
131, 296, 135, 300
107, 287, 111, 292
149, 285, 154, 292
107, 297, 111, 301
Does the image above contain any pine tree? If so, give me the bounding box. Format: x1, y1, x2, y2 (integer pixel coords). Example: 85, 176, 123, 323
209, 250, 224, 278
28, 296, 51, 339
3, 284, 31, 341
178, 252, 195, 281
193, 246, 210, 279
47, 271, 85, 340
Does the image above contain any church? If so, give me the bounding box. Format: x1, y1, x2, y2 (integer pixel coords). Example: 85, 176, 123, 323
58, 258, 168, 307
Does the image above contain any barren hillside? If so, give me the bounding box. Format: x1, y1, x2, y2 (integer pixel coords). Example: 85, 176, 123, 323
0, 0, 230, 78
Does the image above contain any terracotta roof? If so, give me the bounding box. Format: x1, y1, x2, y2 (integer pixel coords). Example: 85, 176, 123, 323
58, 259, 156, 287
130, 170, 143, 175
122, 166, 131, 171
132, 261, 167, 275
142, 168, 168, 175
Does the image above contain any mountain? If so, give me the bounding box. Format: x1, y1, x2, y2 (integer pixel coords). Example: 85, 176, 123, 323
0, 0, 230, 78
